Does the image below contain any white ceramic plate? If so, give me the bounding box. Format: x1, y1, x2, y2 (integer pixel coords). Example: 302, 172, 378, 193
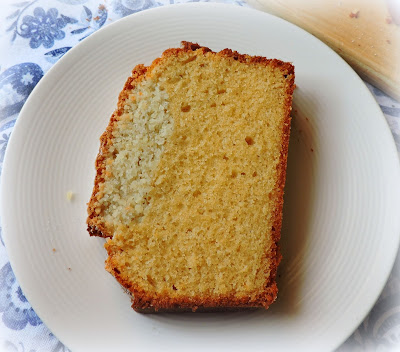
2, 3, 400, 351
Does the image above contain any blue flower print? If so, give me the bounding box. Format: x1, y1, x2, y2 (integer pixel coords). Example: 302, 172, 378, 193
0, 132, 10, 164
0, 63, 43, 120
113, 0, 157, 17
19, 7, 68, 49
44, 46, 72, 64
70, 4, 108, 40
0, 263, 42, 330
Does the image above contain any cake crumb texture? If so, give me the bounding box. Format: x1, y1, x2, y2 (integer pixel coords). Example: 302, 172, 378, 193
87, 42, 295, 311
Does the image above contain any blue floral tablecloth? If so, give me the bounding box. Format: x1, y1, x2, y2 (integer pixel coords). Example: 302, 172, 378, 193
0, 0, 399, 351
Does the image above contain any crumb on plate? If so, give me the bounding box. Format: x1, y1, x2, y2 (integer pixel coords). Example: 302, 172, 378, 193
66, 191, 74, 201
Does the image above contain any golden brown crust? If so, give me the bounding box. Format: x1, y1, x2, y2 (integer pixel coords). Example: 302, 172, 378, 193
89, 42, 295, 312
133, 307, 257, 313
262, 71, 295, 306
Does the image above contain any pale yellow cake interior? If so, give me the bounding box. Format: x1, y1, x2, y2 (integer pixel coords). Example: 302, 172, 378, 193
96, 50, 292, 300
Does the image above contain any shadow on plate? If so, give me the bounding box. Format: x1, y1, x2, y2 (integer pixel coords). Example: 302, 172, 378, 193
268, 102, 316, 316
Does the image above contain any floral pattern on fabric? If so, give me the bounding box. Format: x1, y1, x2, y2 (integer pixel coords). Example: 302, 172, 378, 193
19, 7, 70, 48
0, 263, 42, 330
0, 62, 44, 120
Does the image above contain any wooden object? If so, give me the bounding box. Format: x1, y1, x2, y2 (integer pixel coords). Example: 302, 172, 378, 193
247, 0, 400, 100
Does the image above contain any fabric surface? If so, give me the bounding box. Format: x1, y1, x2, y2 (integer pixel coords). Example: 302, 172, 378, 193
0, 0, 399, 351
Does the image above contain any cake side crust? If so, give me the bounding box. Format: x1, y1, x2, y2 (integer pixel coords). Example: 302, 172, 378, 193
86, 64, 148, 237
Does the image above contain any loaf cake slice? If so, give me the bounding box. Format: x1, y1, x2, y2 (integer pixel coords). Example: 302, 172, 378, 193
87, 42, 295, 312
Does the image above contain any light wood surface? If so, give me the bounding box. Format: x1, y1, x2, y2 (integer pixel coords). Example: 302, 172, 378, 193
247, 0, 400, 100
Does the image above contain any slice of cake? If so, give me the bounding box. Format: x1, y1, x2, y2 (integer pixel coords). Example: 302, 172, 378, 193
87, 42, 295, 312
